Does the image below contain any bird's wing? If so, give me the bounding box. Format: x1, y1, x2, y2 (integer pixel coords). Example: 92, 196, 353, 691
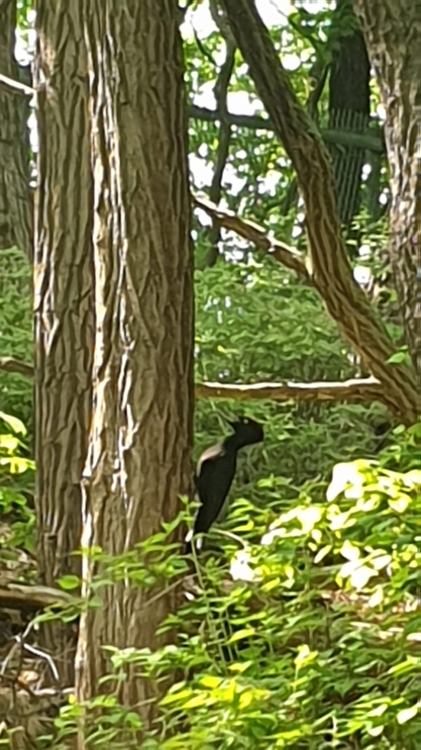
193, 447, 236, 536
195, 443, 224, 481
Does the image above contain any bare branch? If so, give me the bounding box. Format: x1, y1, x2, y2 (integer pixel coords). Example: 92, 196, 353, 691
193, 193, 310, 280
0, 73, 34, 98
0, 357, 34, 378
188, 104, 384, 152
196, 377, 385, 405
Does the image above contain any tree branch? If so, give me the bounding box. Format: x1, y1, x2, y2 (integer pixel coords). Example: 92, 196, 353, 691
0, 583, 73, 612
193, 193, 310, 280
0, 357, 34, 378
196, 377, 385, 405
221, 0, 419, 424
0, 356, 388, 409
188, 104, 384, 153
0, 73, 34, 98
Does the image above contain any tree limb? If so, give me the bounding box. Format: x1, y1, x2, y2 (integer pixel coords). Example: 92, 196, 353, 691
0, 356, 388, 409
221, 0, 419, 424
0, 73, 34, 98
0, 583, 73, 613
196, 377, 385, 405
0, 357, 34, 378
188, 104, 384, 153
193, 193, 310, 280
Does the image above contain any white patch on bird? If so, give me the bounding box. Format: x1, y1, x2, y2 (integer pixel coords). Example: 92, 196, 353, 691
196, 443, 225, 476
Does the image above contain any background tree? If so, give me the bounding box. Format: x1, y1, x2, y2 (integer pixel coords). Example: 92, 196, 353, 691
0, 0, 32, 260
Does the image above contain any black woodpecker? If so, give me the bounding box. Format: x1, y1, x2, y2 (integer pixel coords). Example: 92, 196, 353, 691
185, 416, 264, 554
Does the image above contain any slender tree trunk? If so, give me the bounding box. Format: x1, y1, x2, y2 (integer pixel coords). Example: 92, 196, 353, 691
354, 0, 421, 381
0, 0, 32, 258
34, 1, 94, 684
75, 0, 193, 731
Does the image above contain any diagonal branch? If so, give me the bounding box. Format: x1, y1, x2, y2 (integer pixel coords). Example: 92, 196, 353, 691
220, 0, 419, 424
193, 193, 310, 280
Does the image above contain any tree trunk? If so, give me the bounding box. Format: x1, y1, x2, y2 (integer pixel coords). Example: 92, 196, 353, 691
328, 0, 370, 228
0, 0, 32, 258
34, 1, 94, 684
353, 0, 421, 381
75, 0, 194, 731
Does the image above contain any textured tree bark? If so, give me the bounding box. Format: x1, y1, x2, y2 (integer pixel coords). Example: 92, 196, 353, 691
34, 1, 94, 683
353, 0, 421, 383
0, 0, 32, 258
75, 0, 194, 731
221, 0, 420, 424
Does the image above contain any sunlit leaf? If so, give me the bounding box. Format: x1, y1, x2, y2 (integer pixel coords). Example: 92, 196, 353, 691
396, 705, 418, 724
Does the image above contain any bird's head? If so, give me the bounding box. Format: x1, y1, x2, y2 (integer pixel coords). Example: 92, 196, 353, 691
228, 416, 264, 447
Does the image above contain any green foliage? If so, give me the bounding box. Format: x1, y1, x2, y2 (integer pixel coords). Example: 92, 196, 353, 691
193, 256, 389, 487
0, 248, 33, 424
43, 449, 421, 749
0, 410, 35, 555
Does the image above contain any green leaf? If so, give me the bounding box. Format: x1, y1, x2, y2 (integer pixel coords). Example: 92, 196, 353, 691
0, 411, 26, 436
58, 575, 80, 591
397, 705, 418, 724
227, 627, 256, 643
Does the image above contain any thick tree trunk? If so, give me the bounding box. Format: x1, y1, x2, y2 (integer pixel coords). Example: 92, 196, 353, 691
75, 0, 193, 731
353, 0, 421, 382
0, 0, 32, 258
34, 2, 94, 683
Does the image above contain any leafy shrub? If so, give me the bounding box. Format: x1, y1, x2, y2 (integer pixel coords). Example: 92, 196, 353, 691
45, 440, 421, 749
0, 411, 35, 556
